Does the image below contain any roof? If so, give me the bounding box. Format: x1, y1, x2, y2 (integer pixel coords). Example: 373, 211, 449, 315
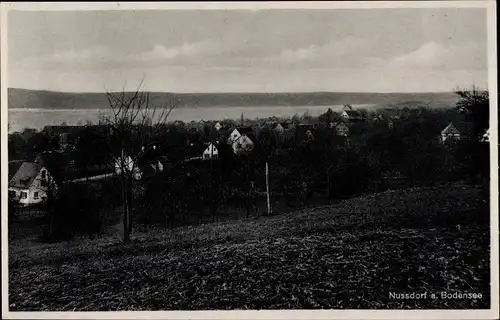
342, 110, 363, 118
8, 162, 43, 189
234, 127, 256, 143
441, 122, 461, 135
181, 140, 236, 163
8, 160, 24, 182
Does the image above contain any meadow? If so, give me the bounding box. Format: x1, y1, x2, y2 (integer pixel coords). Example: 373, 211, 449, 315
8, 183, 490, 310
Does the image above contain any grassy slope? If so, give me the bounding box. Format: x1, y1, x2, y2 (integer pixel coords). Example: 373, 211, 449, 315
8, 88, 458, 109
8, 183, 490, 310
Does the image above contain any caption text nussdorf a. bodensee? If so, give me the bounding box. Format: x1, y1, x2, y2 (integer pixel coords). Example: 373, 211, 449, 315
389, 292, 483, 300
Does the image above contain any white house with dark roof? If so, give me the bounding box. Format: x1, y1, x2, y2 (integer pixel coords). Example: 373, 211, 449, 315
202, 142, 219, 160
8, 162, 55, 206
440, 122, 461, 144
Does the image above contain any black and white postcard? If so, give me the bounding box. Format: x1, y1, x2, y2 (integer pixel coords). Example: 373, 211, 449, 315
1, 1, 498, 319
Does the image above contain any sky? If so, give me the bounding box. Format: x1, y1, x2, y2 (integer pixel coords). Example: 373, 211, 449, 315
7, 8, 488, 93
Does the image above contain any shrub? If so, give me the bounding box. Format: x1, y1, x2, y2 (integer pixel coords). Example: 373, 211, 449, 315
40, 183, 105, 243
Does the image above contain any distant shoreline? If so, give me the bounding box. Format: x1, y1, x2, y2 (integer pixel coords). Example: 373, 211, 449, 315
8, 104, 378, 112
8, 88, 459, 110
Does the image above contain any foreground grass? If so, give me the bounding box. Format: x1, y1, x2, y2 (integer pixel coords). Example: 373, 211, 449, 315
9, 183, 490, 310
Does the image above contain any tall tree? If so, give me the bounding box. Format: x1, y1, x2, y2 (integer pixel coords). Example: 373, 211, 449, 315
103, 81, 175, 243
455, 85, 489, 140
455, 85, 490, 187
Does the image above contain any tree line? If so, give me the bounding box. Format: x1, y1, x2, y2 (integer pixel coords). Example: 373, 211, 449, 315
8, 85, 489, 243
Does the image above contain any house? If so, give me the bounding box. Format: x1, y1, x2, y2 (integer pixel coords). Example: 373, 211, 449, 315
342, 105, 353, 111
225, 127, 256, 155
261, 122, 286, 139
8, 162, 55, 206
202, 141, 236, 161
232, 134, 255, 155
227, 128, 242, 145
214, 122, 223, 131
440, 122, 461, 144
137, 157, 166, 180
272, 123, 285, 135
481, 129, 490, 142
330, 121, 349, 136
341, 110, 364, 121
114, 155, 164, 181
202, 142, 219, 160
41, 126, 78, 151
197, 120, 208, 128
181, 140, 235, 164
115, 156, 141, 180
227, 127, 254, 145
59, 132, 74, 151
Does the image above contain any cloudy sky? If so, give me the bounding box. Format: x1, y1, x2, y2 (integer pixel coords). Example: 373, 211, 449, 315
8, 8, 488, 93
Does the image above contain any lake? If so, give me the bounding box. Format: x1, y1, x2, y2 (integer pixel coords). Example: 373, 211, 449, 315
8, 104, 374, 133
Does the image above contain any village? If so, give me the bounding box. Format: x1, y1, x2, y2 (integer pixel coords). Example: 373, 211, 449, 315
8, 103, 488, 219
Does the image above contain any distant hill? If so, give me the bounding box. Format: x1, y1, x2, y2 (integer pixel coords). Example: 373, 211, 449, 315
8, 88, 459, 109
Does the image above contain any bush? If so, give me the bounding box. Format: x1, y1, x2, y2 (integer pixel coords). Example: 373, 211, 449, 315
40, 183, 105, 243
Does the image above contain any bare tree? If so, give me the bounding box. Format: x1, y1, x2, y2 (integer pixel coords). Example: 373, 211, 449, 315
102, 80, 175, 243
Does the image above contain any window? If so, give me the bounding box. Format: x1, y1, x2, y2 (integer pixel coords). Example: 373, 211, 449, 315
34, 192, 39, 199
213, 154, 218, 160
21, 192, 27, 199
41, 170, 47, 179
8, 191, 16, 199
204, 154, 210, 160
